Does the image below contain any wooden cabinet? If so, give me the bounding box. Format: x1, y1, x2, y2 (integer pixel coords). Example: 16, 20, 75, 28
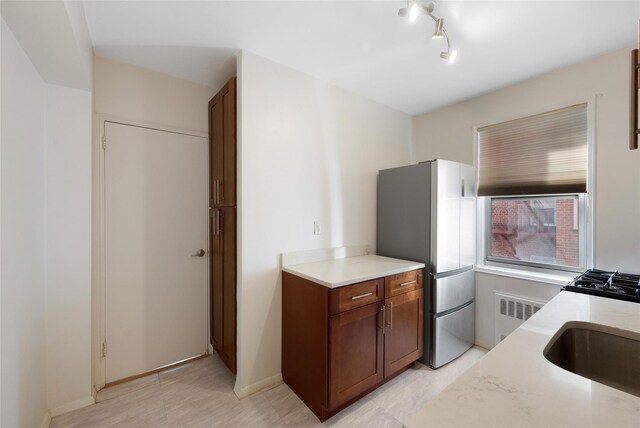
211, 206, 236, 371
209, 77, 237, 373
383, 288, 423, 378
329, 302, 384, 409
329, 278, 383, 314
282, 268, 423, 422
383, 269, 423, 378
209, 77, 236, 208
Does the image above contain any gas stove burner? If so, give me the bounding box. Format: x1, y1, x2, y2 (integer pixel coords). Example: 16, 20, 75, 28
564, 269, 640, 303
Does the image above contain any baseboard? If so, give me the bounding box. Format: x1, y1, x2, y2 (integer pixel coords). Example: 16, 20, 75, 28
49, 396, 95, 418
233, 373, 283, 399
39, 411, 51, 428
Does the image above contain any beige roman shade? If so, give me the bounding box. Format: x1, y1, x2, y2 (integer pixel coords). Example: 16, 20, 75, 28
478, 103, 588, 196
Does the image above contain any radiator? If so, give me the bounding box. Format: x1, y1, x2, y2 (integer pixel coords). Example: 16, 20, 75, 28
494, 292, 547, 346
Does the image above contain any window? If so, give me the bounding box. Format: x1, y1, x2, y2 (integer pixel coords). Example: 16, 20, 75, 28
478, 104, 589, 273
487, 195, 585, 270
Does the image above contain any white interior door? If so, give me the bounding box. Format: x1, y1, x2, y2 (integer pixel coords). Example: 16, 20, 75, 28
104, 122, 208, 383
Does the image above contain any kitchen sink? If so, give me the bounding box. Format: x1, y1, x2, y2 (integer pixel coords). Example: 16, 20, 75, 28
543, 321, 640, 397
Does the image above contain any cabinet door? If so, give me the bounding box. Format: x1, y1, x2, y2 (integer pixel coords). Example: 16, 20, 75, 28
220, 207, 237, 372
210, 207, 237, 373
209, 93, 223, 206
220, 78, 236, 207
384, 289, 423, 378
209, 78, 236, 207
210, 208, 222, 350
459, 162, 476, 269
434, 160, 461, 273
329, 302, 384, 410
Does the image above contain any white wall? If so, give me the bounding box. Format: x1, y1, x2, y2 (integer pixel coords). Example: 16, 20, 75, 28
94, 55, 216, 133
1, 18, 49, 428
236, 50, 412, 396
45, 84, 93, 414
2, 7, 94, 423
412, 46, 640, 348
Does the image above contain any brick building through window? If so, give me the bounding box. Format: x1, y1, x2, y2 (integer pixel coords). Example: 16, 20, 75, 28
489, 197, 579, 268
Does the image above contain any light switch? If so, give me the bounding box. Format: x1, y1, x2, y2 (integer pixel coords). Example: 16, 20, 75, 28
313, 221, 321, 235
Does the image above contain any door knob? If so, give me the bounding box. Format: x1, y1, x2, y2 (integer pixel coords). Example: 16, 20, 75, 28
191, 249, 206, 257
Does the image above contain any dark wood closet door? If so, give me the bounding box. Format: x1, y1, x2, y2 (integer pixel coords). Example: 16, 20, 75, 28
209, 77, 237, 374
210, 208, 223, 349
220, 78, 236, 207
218, 207, 236, 372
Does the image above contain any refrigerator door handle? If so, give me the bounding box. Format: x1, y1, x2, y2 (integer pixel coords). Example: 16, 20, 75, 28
431, 265, 474, 279
433, 300, 474, 318
461, 178, 465, 197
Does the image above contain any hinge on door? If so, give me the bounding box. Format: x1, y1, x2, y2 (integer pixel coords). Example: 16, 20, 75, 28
102, 341, 107, 358
101, 135, 107, 150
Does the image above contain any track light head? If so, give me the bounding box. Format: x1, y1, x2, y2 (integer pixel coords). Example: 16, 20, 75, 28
432, 18, 444, 39
440, 49, 458, 64
398, 1, 434, 21
409, 2, 420, 21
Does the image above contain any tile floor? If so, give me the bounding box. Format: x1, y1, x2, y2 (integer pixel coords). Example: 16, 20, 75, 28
51, 346, 487, 427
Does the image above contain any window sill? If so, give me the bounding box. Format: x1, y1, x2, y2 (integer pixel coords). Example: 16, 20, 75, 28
475, 264, 576, 286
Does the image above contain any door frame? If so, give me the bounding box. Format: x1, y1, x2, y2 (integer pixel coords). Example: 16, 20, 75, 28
92, 114, 210, 392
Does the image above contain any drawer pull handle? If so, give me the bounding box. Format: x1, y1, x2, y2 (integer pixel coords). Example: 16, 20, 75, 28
351, 292, 373, 300
400, 280, 417, 287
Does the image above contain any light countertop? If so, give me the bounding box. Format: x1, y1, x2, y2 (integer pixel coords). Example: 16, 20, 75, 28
405, 291, 640, 427
282, 254, 425, 288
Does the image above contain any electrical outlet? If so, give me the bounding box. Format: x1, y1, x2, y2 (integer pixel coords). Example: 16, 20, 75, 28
313, 221, 321, 235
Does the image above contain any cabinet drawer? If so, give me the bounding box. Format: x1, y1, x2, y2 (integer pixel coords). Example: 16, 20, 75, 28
329, 279, 384, 315
385, 269, 422, 297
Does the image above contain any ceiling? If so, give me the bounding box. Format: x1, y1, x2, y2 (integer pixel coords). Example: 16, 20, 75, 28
83, 1, 639, 115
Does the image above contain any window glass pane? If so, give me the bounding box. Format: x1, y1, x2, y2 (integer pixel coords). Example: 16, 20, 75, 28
489, 197, 580, 268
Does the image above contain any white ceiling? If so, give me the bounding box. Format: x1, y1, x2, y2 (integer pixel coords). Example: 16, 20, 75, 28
83, 1, 639, 115
2, 0, 93, 90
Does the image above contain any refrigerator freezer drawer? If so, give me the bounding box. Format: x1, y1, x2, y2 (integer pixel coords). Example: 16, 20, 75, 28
432, 267, 475, 313
431, 302, 475, 368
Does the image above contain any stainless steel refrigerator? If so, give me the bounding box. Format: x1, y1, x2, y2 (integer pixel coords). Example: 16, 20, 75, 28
377, 160, 476, 368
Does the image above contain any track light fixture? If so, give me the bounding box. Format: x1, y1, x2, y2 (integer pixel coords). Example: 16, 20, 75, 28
440, 49, 458, 64
398, 1, 457, 64
432, 18, 444, 39
398, 0, 433, 20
